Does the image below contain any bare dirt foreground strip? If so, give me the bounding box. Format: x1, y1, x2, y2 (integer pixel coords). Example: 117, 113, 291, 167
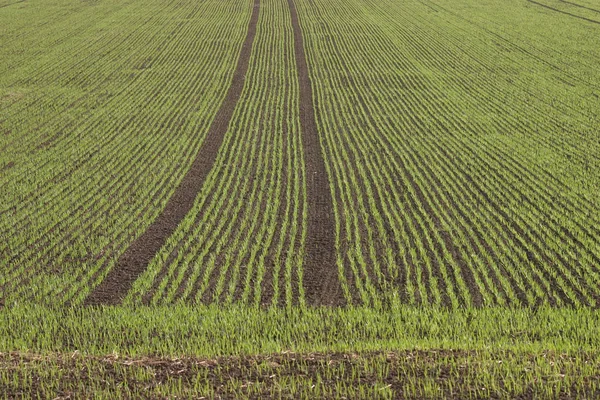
288, 0, 341, 306
2, 351, 599, 398
84, 0, 261, 306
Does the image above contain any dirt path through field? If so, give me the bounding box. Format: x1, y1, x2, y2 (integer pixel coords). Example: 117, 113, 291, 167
288, 0, 342, 305
84, 0, 261, 305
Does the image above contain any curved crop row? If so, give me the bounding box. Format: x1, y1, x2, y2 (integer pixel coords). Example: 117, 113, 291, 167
2, 0, 599, 308
0, 0, 254, 305
294, 0, 600, 306
125, 0, 306, 307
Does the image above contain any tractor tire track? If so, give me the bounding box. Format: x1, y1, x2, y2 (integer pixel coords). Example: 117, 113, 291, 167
0, 0, 24, 9
557, 0, 600, 14
288, 0, 342, 306
527, 0, 600, 25
84, 0, 261, 305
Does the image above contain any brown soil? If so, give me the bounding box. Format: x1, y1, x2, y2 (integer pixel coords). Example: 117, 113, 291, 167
36, 131, 62, 150
288, 0, 341, 306
84, 0, 261, 305
1, 161, 15, 172
2, 351, 598, 399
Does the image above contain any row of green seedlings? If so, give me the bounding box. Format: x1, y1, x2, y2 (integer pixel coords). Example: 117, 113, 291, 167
3, 0, 244, 302
0, 0, 116, 81
2, 304, 600, 354
0, 0, 142, 157
0, 0, 254, 306
395, 0, 600, 179
296, 0, 600, 307
1, 0, 180, 297
299, 0, 489, 308
0, 304, 600, 397
378, 0, 600, 302
314, 0, 600, 306
3, 350, 598, 399
434, 0, 600, 89
126, 0, 307, 308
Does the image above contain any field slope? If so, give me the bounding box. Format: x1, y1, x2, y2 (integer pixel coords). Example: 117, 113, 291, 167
1, 0, 599, 309
1, 0, 600, 397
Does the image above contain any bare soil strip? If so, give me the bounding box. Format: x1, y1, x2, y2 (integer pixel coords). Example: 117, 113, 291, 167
84, 0, 260, 305
288, 0, 341, 306
0, 161, 15, 172
3, 351, 598, 399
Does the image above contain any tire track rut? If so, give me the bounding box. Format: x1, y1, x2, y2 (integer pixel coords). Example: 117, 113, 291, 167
85, 0, 261, 305
288, 0, 342, 306
527, 0, 600, 25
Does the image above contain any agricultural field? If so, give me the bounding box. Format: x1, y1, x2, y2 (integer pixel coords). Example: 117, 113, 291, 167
1, 0, 600, 397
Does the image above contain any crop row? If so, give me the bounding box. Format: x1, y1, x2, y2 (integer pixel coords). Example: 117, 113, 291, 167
3, 350, 600, 399
2, 305, 600, 397
2, 0, 599, 307
293, 0, 600, 306
0, 0, 254, 305
126, 0, 307, 307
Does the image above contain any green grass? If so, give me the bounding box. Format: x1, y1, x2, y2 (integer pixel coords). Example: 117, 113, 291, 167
1, 305, 600, 398
2, 0, 600, 397
295, 0, 600, 307
1, 305, 599, 355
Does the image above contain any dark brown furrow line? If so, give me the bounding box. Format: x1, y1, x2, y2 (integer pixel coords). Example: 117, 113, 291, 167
288, 0, 341, 306
557, 0, 600, 14
527, 0, 600, 24
0, 0, 24, 9
84, 0, 261, 306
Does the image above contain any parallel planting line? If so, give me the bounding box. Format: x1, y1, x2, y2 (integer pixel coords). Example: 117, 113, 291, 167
0, 0, 23, 8
294, 0, 600, 307
288, 0, 341, 306
84, 0, 260, 305
1, 0, 252, 305
558, 0, 600, 13
527, 0, 600, 25
122, 0, 305, 307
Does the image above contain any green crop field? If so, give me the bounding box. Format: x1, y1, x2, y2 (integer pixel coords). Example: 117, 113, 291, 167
1, 0, 599, 397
